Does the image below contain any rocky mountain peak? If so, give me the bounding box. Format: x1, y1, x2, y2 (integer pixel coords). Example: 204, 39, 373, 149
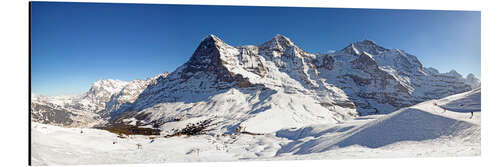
341, 40, 389, 55
352, 51, 379, 69
82, 79, 130, 110
445, 70, 463, 78
186, 34, 231, 67
201, 34, 223, 44
357, 39, 377, 45
259, 34, 296, 52
89, 79, 128, 95
466, 73, 477, 79
174, 34, 241, 84
465, 73, 480, 89
272, 34, 294, 45
196, 34, 228, 51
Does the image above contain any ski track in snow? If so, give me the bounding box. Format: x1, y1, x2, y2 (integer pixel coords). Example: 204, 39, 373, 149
31, 88, 480, 165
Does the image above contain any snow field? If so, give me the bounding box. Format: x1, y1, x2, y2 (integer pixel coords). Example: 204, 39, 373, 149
31, 89, 480, 165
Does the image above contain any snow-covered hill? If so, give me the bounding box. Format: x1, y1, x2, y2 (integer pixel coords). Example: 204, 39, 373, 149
275, 88, 480, 155
31, 88, 481, 165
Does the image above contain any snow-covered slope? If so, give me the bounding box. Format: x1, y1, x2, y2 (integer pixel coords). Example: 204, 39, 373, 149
274, 88, 480, 157
438, 87, 481, 113
31, 88, 480, 165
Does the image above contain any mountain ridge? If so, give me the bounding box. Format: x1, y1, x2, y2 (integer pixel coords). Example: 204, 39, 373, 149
31, 34, 479, 133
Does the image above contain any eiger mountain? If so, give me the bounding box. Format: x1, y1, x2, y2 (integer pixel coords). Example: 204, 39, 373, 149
31, 34, 479, 133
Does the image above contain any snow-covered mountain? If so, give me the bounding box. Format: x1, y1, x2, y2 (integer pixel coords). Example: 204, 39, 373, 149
315, 40, 476, 114
31, 35, 478, 132
30, 72, 169, 127
105, 35, 478, 134
100, 71, 170, 119
465, 73, 481, 89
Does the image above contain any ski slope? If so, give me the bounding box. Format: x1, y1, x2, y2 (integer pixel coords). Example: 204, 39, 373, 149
273, 88, 480, 158
31, 89, 480, 165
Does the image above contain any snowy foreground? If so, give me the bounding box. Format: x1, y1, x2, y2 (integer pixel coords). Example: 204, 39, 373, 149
31, 89, 480, 165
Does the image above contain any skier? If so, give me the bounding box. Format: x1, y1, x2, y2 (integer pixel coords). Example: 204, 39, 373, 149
470, 112, 474, 119
80, 130, 83, 134
150, 139, 155, 144
433, 101, 440, 113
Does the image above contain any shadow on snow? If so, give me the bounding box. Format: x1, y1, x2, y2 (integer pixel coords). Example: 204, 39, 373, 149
276, 108, 476, 155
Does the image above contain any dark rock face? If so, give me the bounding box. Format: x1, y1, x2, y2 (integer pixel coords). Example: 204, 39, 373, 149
319, 55, 336, 70
348, 52, 412, 110
181, 35, 236, 83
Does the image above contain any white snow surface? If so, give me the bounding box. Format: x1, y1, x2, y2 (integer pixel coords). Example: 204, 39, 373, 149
31, 88, 480, 165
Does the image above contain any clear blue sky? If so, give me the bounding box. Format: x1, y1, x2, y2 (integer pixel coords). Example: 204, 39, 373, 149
31, 2, 481, 96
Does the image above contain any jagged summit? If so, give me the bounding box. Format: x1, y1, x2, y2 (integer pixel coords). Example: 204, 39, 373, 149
465, 73, 480, 89
91, 79, 127, 88
259, 34, 297, 51
187, 34, 234, 64
201, 34, 223, 43
197, 34, 230, 49
445, 70, 463, 78
86, 79, 129, 102
341, 39, 389, 55
272, 34, 294, 44
356, 39, 378, 45
466, 73, 477, 79
159, 33, 243, 89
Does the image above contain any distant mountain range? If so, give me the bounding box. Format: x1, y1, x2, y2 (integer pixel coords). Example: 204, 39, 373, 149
31, 34, 479, 134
